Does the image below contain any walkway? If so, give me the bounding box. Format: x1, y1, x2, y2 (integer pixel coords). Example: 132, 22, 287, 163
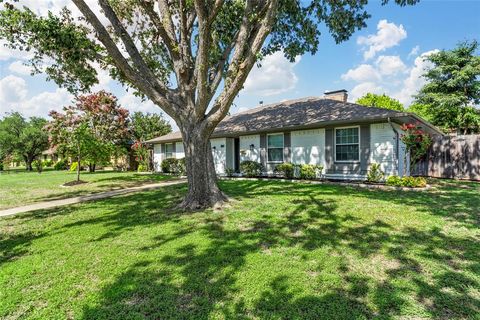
0, 179, 186, 218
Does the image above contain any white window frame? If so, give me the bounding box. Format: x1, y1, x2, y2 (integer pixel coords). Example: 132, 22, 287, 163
334, 126, 360, 163
164, 143, 174, 159
267, 133, 284, 163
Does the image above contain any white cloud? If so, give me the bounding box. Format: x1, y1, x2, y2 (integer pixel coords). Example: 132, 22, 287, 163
357, 20, 407, 60
341, 64, 380, 82
8, 61, 32, 76
375, 55, 407, 76
350, 82, 384, 102
393, 49, 439, 105
0, 75, 28, 106
243, 51, 300, 96
408, 45, 420, 58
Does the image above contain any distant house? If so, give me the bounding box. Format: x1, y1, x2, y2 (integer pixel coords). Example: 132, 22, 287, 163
41, 146, 61, 162
146, 90, 442, 180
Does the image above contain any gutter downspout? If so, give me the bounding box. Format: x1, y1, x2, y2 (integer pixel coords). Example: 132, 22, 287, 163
388, 117, 401, 175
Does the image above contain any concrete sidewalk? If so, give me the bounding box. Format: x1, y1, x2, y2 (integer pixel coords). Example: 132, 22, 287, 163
0, 179, 186, 218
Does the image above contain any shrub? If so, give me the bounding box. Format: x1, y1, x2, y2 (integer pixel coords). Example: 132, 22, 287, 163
386, 175, 427, 188
275, 162, 295, 178
33, 159, 43, 173
299, 164, 323, 180
240, 160, 262, 177
161, 158, 186, 175
137, 164, 148, 172
366, 163, 385, 183
53, 159, 68, 170
42, 159, 54, 167
70, 162, 84, 172
225, 167, 235, 177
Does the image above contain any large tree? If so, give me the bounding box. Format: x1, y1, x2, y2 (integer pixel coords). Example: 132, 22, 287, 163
414, 40, 480, 134
130, 112, 172, 142
356, 93, 405, 111
0, 112, 49, 171
0, 0, 419, 209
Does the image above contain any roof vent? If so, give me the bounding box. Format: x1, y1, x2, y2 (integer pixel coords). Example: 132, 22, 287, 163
324, 89, 348, 103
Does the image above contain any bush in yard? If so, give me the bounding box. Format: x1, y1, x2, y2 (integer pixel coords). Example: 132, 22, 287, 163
177, 158, 186, 175
70, 162, 84, 172
33, 159, 43, 173
386, 175, 427, 188
275, 162, 295, 178
42, 159, 54, 167
366, 163, 385, 183
161, 158, 177, 173
53, 159, 68, 170
225, 167, 235, 177
240, 161, 263, 177
299, 164, 323, 180
137, 164, 148, 172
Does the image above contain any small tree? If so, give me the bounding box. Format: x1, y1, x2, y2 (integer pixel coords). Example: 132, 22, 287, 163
356, 93, 404, 111
0, 112, 49, 171
130, 112, 172, 142
47, 91, 130, 181
400, 123, 432, 175
131, 141, 150, 171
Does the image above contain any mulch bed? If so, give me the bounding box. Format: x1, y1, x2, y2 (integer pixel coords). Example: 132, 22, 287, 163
62, 180, 88, 187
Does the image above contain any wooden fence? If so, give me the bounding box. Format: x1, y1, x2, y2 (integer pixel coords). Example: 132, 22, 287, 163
412, 135, 480, 180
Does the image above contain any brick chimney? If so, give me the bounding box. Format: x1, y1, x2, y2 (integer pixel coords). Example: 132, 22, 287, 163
324, 89, 348, 103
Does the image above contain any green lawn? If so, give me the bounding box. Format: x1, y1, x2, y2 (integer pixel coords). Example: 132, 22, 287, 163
0, 179, 479, 319
0, 169, 174, 210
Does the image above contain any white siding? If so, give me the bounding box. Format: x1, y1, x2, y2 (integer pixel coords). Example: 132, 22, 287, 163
239, 134, 261, 163
175, 142, 185, 159
370, 123, 397, 176
153, 143, 163, 172
210, 138, 227, 174
291, 129, 325, 170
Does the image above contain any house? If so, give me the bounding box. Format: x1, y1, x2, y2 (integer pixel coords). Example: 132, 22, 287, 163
145, 90, 442, 180
41, 146, 61, 162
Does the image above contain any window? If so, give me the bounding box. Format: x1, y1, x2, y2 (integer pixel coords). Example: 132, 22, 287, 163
335, 127, 359, 162
165, 143, 174, 158
267, 133, 284, 162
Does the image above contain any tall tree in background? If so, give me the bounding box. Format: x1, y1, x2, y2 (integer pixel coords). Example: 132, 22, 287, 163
0, 112, 49, 171
414, 40, 480, 134
0, 0, 419, 209
47, 91, 130, 181
130, 112, 172, 142
356, 93, 405, 111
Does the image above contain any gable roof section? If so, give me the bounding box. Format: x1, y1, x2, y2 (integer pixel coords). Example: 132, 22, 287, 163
146, 97, 441, 143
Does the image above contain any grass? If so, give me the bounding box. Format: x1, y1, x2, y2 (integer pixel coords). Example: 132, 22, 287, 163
0, 179, 479, 319
0, 169, 174, 210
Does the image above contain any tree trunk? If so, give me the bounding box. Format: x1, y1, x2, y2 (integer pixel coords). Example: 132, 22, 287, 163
178, 127, 227, 210
25, 155, 33, 171
77, 154, 81, 182
88, 163, 96, 172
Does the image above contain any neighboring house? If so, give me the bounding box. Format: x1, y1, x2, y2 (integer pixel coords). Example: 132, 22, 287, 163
146, 90, 442, 180
41, 146, 61, 162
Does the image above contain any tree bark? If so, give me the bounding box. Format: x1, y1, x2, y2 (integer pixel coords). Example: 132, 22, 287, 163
77, 154, 81, 182
25, 155, 33, 171
178, 125, 227, 210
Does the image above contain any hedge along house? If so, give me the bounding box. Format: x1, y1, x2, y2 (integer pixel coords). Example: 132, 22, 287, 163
146, 90, 442, 180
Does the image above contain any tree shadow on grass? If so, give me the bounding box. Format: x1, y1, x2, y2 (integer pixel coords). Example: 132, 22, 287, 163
79, 181, 479, 319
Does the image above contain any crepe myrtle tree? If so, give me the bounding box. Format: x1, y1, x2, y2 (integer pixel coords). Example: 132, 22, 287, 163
0, 0, 419, 209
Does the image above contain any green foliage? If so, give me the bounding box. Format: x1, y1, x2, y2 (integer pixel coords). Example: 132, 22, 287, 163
42, 159, 54, 167
225, 167, 235, 177
129, 112, 172, 142
414, 40, 480, 134
53, 159, 68, 171
275, 163, 295, 178
299, 164, 323, 180
366, 163, 385, 183
0, 112, 49, 171
386, 176, 427, 188
240, 161, 263, 177
33, 159, 43, 173
407, 103, 434, 122
137, 164, 148, 172
161, 158, 185, 175
356, 93, 404, 111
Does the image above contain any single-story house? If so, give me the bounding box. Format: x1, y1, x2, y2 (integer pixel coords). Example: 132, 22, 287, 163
146, 90, 442, 180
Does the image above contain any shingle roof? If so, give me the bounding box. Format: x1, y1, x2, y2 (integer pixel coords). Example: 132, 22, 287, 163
145, 97, 439, 143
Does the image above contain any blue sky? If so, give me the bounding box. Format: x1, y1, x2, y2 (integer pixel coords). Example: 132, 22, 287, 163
0, 0, 479, 129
